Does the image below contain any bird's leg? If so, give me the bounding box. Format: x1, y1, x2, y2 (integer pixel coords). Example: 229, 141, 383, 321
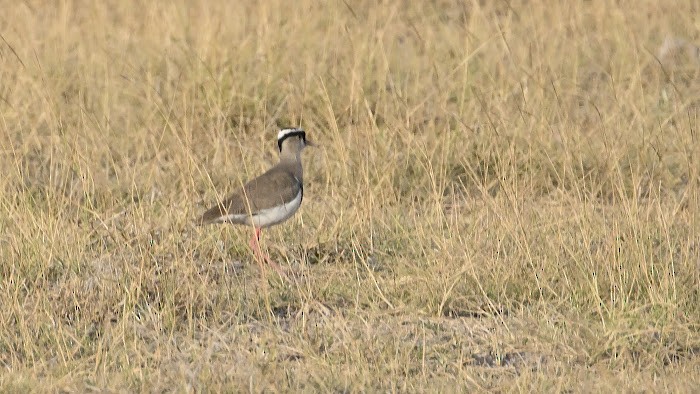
249, 227, 286, 279
249, 227, 265, 271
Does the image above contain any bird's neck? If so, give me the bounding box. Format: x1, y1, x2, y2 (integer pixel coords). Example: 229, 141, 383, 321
280, 152, 303, 181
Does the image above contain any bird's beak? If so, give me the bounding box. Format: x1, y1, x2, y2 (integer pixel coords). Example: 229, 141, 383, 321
305, 139, 316, 147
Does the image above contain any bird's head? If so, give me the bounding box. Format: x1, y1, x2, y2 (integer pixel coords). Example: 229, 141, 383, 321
277, 128, 313, 152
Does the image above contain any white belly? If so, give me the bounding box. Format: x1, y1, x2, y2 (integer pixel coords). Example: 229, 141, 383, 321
220, 189, 302, 228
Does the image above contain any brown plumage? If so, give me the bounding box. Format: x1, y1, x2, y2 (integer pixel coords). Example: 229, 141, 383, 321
197, 166, 303, 226
196, 128, 312, 277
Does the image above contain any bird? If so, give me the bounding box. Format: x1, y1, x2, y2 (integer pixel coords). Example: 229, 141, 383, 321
197, 128, 313, 276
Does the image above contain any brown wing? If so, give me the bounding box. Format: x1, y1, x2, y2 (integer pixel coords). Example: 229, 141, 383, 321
197, 167, 301, 225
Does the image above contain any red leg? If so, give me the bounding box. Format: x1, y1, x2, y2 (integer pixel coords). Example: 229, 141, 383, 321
249, 227, 286, 279
249, 228, 264, 270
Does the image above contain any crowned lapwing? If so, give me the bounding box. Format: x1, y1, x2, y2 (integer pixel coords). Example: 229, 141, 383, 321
198, 128, 313, 276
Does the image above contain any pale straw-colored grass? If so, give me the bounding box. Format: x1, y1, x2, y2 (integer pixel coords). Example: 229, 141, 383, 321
0, 0, 699, 391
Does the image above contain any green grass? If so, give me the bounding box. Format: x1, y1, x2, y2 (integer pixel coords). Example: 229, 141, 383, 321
1, 0, 700, 391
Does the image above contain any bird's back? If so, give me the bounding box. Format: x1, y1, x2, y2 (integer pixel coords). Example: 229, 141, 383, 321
198, 166, 302, 226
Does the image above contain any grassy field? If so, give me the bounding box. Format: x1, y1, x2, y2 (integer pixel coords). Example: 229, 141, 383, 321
1, 0, 699, 391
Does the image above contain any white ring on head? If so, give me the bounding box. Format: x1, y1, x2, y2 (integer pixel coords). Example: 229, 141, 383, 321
278, 128, 304, 140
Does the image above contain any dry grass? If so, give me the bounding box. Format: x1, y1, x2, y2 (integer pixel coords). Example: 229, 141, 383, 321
1, 0, 699, 391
